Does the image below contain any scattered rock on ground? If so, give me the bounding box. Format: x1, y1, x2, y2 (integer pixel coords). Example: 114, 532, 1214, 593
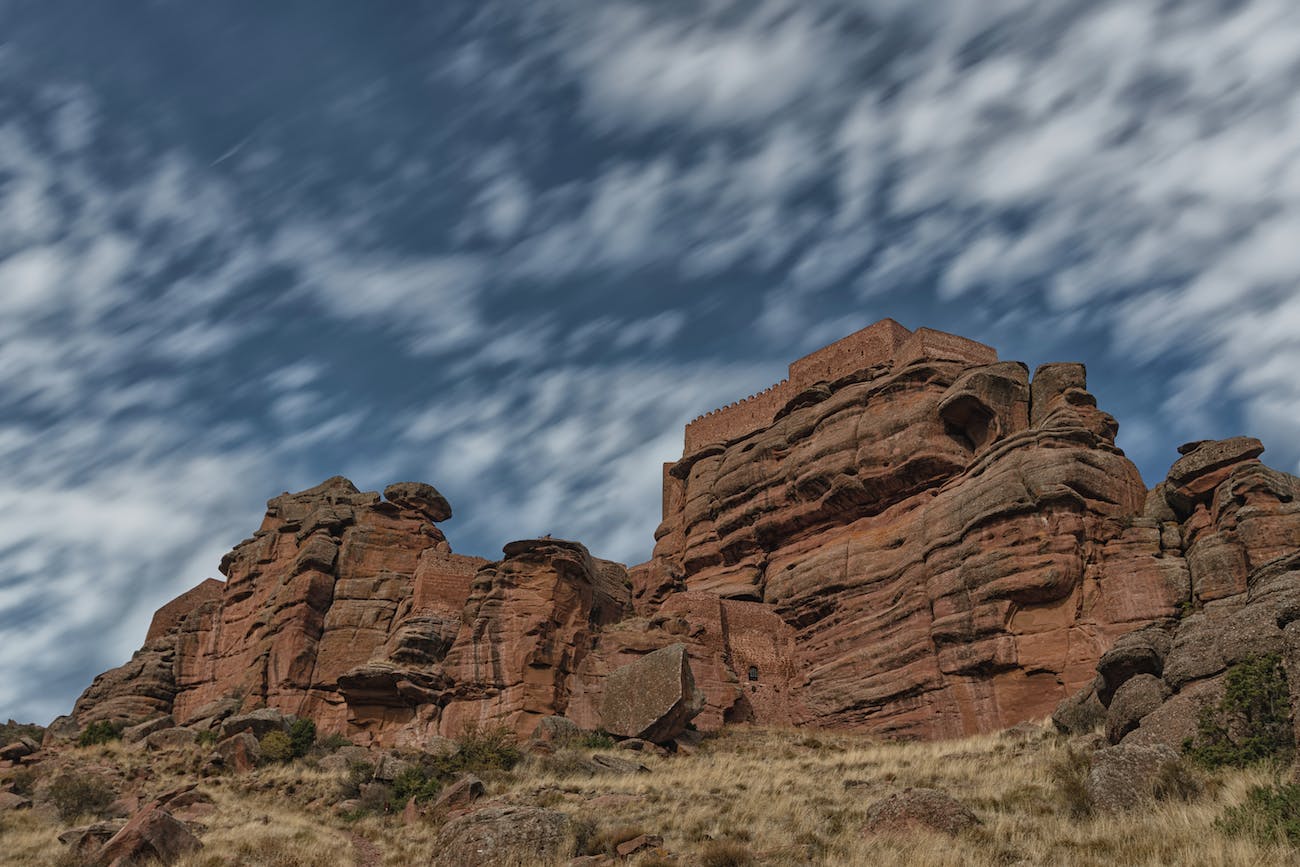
122, 716, 175, 745
88, 802, 201, 866
432, 805, 573, 867
862, 788, 980, 836
433, 774, 486, 812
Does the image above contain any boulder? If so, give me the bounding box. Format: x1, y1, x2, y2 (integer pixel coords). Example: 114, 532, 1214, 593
1096, 627, 1172, 705
59, 821, 126, 856
88, 802, 201, 866
616, 738, 668, 757
318, 745, 374, 773
616, 834, 664, 858
862, 788, 980, 836
1105, 674, 1168, 744
219, 708, 291, 740
122, 716, 175, 745
0, 790, 32, 811
207, 732, 261, 773
0, 739, 37, 761
371, 753, 414, 783
432, 805, 573, 867
1052, 685, 1105, 735
600, 644, 703, 744
1085, 743, 1181, 812
42, 715, 80, 746
384, 482, 453, 522
432, 774, 486, 812
145, 727, 198, 752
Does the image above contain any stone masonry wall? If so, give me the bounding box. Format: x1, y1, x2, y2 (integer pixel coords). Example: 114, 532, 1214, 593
682, 319, 996, 456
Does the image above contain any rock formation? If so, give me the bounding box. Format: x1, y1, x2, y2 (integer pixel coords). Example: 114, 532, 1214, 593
68, 319, 1300, 746
1056, 437, 1300, 753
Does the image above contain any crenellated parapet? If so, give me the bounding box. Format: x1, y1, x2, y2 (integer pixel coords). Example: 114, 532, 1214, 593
682, 319, 996, 456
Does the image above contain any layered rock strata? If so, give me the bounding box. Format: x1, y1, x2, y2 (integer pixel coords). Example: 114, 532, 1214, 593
70, 320, 1300, 746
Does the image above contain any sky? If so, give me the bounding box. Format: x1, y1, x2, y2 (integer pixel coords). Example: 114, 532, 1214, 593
2, 0, 1300, 725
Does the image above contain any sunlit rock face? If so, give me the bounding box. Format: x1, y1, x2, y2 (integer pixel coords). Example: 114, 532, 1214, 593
647, 320, 1184, 738
70, 321, 1298, 744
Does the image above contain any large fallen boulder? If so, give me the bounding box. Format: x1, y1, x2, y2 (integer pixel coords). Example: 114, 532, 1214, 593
600, 644, 703, 744
432, 805, 573, 866
88, 802, 201, 866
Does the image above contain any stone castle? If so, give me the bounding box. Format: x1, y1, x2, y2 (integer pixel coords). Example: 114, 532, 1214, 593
682, 320, 997, 455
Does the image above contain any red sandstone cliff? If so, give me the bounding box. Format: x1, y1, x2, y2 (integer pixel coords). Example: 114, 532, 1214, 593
68, 320, 1300, 745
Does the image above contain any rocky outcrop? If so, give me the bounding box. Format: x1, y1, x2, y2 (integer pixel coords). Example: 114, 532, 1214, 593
1059, 438, 1300, 752
649, 322, 1187, 738
68, 320, 1300, 747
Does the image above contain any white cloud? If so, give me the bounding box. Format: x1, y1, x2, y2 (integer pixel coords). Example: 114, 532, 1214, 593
558, 2, 848, 132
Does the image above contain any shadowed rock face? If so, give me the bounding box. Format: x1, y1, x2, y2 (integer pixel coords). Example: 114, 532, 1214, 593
69, 321, 1300, 745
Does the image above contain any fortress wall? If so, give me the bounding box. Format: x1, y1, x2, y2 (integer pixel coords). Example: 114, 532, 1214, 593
683, 379, 795, 455
680, 321, 998, 457
411, 550, 488, 615
789, 318, 912, 386
894, 327, 998, 369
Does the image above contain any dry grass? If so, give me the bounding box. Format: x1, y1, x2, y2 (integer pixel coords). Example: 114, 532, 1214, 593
5, 723, 1298, 866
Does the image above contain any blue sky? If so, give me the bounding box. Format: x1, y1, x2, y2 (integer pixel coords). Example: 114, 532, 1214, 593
2, 0, 1299, 724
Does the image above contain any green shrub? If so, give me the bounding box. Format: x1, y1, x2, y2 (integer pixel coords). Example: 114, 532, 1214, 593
195, 729, 219, 747
47, 772, 115, 821
389, 766, 444, 809
77, 720, 123, 747
581, 730, 616, 749
454, 722, 522, 772
288, 719, 316, 758
339, 761, 374, 800
1185, 654, 1293, 769
1218, 782, 1300, 844
260, 730, 295, 762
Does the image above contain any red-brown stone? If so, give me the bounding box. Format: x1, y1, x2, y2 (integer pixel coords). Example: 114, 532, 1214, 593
66, 322, 1300, 748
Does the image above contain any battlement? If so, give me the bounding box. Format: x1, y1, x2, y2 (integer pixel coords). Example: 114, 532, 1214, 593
682, 319, 996, 456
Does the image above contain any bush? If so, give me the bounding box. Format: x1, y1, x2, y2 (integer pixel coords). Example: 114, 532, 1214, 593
47, 772, 115, 821
1218, 782, 1300, 844
261, 730, 295, 763
454, 722, 522, 772
288, 719, 316, 758
389, 766, 443, 809
581, 730, 616, 750
77, 720, 123, 747
1186, 654, 1293, 769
